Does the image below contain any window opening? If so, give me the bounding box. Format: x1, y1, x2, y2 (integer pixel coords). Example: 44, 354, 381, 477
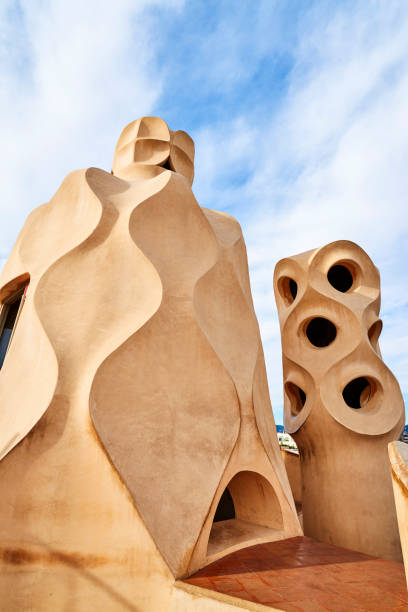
207, 471, 284, 560
213, 488, 235, 522
327, 264, 354, 292
0, 284, 28, 370
305, 317, 337, 347
342, 377, 372, 409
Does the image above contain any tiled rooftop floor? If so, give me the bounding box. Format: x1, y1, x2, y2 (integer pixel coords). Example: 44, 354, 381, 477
184, 536, 408, 611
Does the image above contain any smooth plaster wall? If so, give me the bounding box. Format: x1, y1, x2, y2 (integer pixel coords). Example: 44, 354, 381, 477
0, 117, 300, 609
274, 240, 405, 562
389, 441, 408, 587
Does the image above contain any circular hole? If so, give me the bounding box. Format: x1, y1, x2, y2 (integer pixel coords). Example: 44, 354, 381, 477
285, 382, 307, 416
342, 377, 372, 409
305, 317, 337, 347
327, 264, 354, 292
278, 276, 298, 305
368, 319, 382, 350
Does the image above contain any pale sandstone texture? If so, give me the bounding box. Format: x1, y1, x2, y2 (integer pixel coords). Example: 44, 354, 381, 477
280, 449, 302, 506
274, 240, 404, 561
0, 116, 300, 611
389, 440, 408, 586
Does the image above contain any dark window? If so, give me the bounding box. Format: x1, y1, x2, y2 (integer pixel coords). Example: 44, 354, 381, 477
342, 377, 372, 409
289, 279, 298, 300
305, 317, 337, 347
213, 488, 235, 522
327, 264, 354, 292
0, 288, 26, 369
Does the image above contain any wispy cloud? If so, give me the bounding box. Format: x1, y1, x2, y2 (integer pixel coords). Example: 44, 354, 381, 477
187, 2, 408, 421
0, 0, 182, 253
1, 0, 408, 424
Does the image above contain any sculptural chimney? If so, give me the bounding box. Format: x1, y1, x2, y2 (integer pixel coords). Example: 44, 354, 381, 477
0, 117, 301, 610
274, 240, 404, 561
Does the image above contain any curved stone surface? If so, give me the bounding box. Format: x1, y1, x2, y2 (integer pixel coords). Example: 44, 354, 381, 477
0, 117, 300, 609
274, 240, 405, 562
90, 173, 241, 574
389, 440, 408, 587
0, 169, 106, 462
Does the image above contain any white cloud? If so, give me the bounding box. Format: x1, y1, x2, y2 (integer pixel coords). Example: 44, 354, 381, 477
0, 0, 183, 255
191, 2, 408, 420
2, 1, 408, 425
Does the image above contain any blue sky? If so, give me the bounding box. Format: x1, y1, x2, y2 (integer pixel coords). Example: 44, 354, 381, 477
1, 0, 408, 424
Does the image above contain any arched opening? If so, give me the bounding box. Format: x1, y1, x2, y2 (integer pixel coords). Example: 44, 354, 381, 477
327, 263, 354, 292
207, 471, 284, 559
305, 317, 336, 347
285, 381, 306, 416
213, 488, 235, 522
278, 276, 298, 305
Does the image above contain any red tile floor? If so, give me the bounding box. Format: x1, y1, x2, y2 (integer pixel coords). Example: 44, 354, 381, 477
184, 536, 408, 611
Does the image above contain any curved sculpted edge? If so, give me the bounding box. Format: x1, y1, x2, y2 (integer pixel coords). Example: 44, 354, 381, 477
274, 240, 404, 436
89, 174, 242, 576
0, 169, 106, 461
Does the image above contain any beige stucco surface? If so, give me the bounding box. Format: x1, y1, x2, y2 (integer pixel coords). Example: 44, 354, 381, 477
280, 450, 301, 505
0, 117, 300, 609
274, 240, 405, 562
389, 440, 408, 587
